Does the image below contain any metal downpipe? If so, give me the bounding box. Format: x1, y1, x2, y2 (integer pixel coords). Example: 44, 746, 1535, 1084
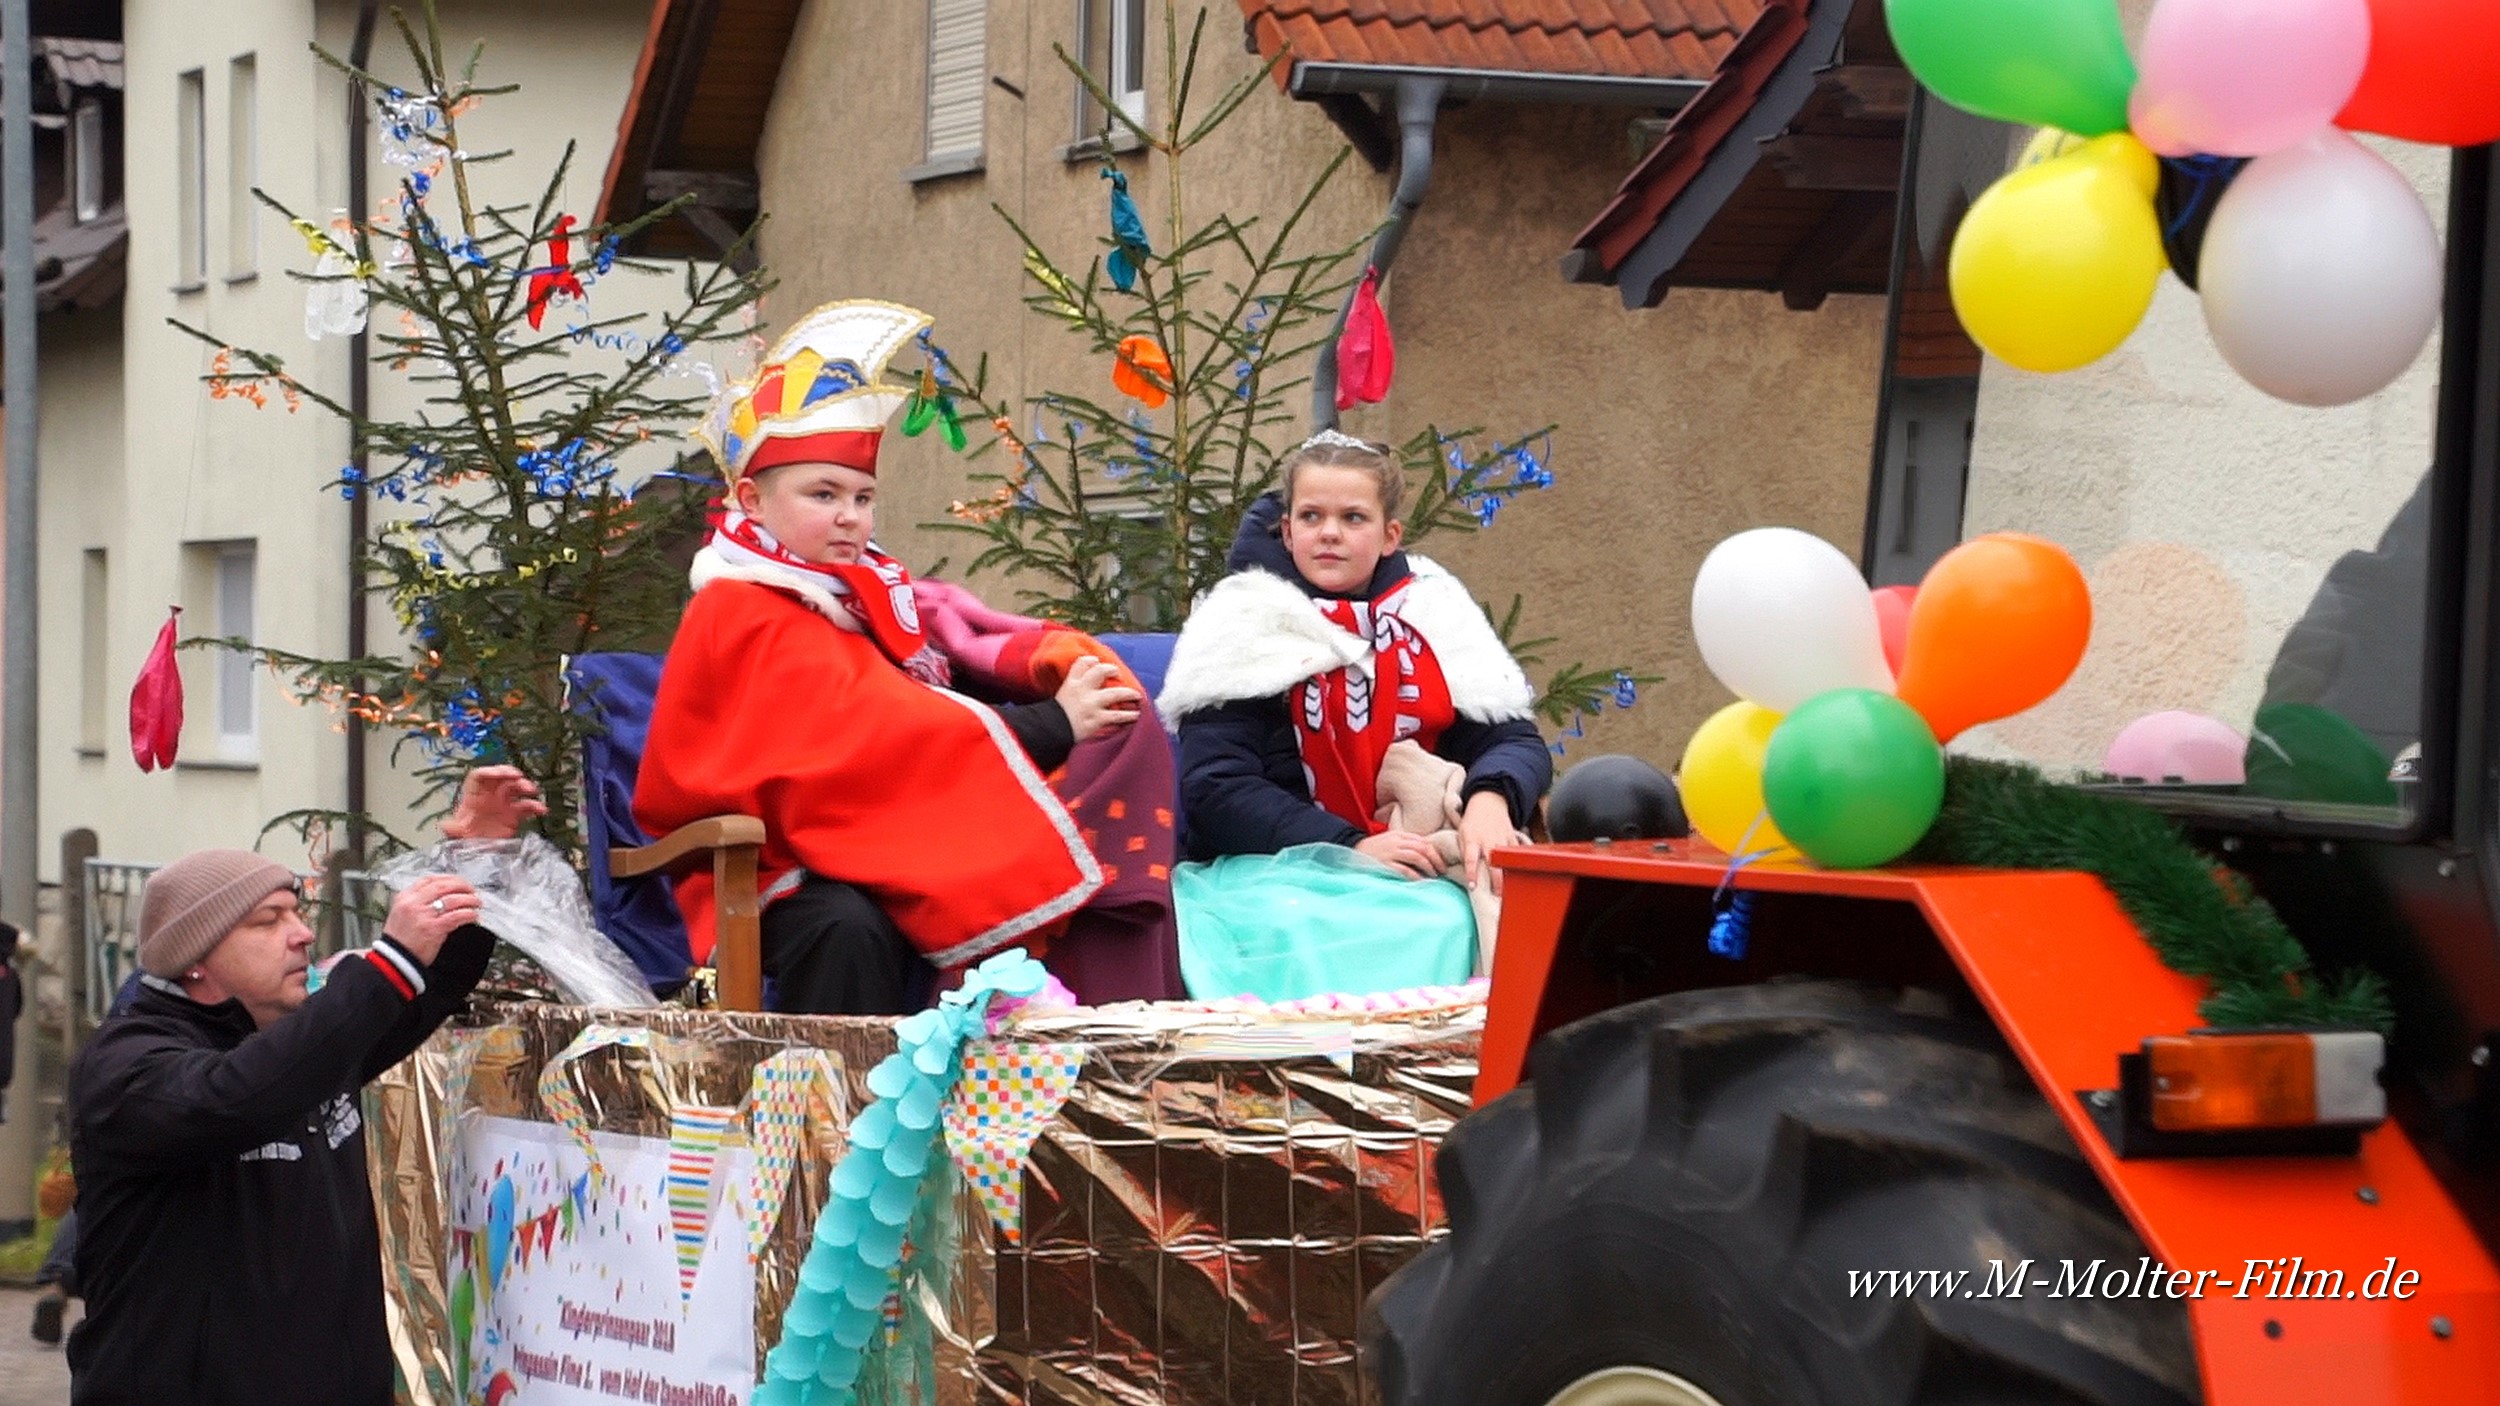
2, 0, 41, 930
344, 0, 380, 848
1311, 76, 1443, 433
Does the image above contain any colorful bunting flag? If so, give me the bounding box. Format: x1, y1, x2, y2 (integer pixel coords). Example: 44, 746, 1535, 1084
941, 1042, 1089, 1243
666, 1103, 736, 1301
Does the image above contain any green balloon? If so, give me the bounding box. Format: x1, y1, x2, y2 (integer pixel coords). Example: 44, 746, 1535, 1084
1763, 689, 1946, 869
2242, 703, 2398, 808
1884, 0, 2136, 137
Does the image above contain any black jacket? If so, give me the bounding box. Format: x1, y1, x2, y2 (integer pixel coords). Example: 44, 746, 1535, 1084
66, 926, 493, 1406
1178, 493, 1553, 860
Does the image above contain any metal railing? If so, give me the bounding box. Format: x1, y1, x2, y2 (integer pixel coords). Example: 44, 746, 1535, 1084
80, 859, 392, 1025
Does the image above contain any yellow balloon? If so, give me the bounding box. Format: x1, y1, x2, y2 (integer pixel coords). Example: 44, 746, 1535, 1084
1949, 133, 2166, 374
1678, 701, 1790, 857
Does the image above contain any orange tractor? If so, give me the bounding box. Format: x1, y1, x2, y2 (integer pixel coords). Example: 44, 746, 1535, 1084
1362, 139, 2500, 1405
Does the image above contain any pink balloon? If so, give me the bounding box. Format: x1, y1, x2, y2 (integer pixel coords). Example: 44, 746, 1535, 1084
2104, 711, 2248, 785
2130, 0, 2374, 157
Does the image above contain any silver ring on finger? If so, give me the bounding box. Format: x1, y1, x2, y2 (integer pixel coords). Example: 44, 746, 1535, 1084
430, 897, 446, 914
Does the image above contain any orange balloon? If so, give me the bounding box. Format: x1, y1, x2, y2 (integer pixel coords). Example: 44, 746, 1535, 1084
1112, 335, 1172, 408
1894, 534, 2091, 743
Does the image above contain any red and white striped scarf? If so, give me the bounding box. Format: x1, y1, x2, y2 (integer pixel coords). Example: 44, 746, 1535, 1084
706, 509, 951, 686
1293, 576, 1456, 833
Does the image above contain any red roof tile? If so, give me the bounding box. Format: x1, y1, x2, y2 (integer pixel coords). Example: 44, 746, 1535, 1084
1238, 0, 1753, 82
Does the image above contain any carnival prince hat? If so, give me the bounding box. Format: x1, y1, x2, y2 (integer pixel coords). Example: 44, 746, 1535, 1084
695, 299, 933, 482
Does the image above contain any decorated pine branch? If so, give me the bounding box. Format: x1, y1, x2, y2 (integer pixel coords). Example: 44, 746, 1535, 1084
172, 2, 772, 856
919, 4, 1650, 738
1913, 757, 2393, 1031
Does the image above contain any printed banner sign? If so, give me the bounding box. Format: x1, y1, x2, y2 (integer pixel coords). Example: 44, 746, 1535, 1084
450, 1115, 756, 1406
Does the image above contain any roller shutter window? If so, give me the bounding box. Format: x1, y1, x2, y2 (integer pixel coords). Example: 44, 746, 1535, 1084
926, 0, 987, 163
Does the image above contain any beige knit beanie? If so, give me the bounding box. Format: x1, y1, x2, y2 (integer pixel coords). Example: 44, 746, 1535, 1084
137, 849, 298, 978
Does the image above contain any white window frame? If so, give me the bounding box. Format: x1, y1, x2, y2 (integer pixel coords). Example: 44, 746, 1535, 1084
1068, 0, 1148, 156
227, 54, 258, 279
913, 0, 987, 180
70, 99, 103, 223
78, 549, 107, 752
214, 543, 257, 759
1108, 0, 1147, 127
175, 68, 206, 287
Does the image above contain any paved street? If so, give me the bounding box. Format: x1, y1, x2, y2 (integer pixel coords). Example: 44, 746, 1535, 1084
0, 1288, 73, 1406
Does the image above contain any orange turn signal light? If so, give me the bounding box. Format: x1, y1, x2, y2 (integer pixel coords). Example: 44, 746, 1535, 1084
2143, 1031, 2386, 1134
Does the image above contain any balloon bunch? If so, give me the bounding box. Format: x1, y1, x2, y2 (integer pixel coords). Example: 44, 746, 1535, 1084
1680, 530, 2091, 869
1891, 0, 2484, 406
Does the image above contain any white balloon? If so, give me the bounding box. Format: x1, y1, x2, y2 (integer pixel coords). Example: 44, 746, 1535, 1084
1690, 528, 1894, 713
2198, 130, 2443, 408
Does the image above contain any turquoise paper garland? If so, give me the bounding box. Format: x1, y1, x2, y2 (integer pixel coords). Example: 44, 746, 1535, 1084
754, 950, 1052, 1406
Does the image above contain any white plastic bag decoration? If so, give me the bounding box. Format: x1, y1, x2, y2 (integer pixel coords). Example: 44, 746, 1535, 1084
304, 248, 371, 341
373, 836, 658, 1008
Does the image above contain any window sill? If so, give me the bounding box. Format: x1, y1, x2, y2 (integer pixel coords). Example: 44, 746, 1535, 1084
903, 153, 985, 186
174, 756, 260, 773
1057, 129, 1146, 164
170, 280, 207, 295
223, 270, 259, 287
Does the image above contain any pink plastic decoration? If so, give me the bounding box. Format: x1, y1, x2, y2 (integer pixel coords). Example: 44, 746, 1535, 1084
2129, 0, 2373, 157
129, 606, 184, 773
1334, 268, 1395, 411
2104, 710, 2248, 785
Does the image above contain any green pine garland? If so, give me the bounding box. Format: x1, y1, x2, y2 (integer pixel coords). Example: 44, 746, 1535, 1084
1911, 757, 2393, 1033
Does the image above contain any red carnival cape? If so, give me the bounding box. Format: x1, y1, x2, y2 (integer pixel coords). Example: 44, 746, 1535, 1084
635, 578, 1102, 968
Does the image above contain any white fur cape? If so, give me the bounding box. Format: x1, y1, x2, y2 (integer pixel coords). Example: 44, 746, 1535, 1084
1156, 557, 1535, 726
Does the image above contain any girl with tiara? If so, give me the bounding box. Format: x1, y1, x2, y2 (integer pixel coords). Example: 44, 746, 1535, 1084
1156, 430, 1553, 999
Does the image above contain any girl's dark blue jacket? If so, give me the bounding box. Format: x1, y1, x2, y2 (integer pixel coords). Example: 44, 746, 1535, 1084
1177, 493, 1553, 861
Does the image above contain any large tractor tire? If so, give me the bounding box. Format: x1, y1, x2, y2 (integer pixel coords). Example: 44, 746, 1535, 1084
1366, 981, 2201, 1406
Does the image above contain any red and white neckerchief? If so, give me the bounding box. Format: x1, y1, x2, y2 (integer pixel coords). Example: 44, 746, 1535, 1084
707, 508, 951, 686
1294, 576, 1456, 833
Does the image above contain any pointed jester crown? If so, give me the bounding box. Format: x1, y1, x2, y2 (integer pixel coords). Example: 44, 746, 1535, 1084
695, 299, 934, 482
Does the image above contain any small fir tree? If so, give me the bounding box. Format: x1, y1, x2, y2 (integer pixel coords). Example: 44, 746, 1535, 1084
924, 5, 1652, 730
176, 4, 772, 855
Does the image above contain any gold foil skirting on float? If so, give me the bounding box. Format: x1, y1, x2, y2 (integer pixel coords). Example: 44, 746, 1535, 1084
371, 998, 1478, 1405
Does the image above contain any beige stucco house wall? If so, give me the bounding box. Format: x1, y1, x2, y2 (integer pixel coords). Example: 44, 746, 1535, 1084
36, 0, 667, 877
753, 0, 1889, 769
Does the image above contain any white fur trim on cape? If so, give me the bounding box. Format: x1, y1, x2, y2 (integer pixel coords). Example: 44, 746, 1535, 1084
1157, 557, 1535, 726
690, 544, 867, 632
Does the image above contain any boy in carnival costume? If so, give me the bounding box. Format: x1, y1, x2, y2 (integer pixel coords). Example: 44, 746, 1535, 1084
1155, 430, 1552, 998
636, 300, 1146, 1013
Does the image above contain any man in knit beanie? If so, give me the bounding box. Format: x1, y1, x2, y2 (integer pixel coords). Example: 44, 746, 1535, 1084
62, 766, 544, 1405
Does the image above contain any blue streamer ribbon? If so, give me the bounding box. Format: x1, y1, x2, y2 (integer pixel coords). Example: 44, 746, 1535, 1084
2160, 154, 2249, 245
1707, 813, 1786, 961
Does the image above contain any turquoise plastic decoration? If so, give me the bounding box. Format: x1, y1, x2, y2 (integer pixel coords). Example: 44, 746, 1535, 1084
758, 949, 1052, 1406
1173, 842, 1478, 1002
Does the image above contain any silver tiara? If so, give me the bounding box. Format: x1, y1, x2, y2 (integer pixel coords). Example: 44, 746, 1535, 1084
1297, 427, 1375, 454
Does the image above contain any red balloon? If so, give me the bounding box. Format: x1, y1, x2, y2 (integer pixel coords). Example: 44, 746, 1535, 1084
1871, 585, 1916, 679
2339, 0, 2500, 147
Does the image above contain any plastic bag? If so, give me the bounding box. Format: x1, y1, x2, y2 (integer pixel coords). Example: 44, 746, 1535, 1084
373, 836, 658, 1008
1173, 842, 1476, 1004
